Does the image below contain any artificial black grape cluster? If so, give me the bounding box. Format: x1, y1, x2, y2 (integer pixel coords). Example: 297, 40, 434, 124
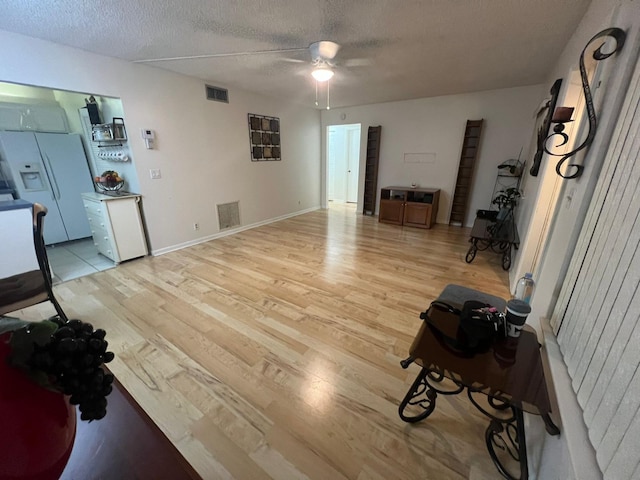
28, 317, 115, 421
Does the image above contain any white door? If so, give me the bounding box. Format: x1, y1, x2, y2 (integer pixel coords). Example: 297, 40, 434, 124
327, 124, 361, 204
327, 128, 338, 201
346, 125, 361, 203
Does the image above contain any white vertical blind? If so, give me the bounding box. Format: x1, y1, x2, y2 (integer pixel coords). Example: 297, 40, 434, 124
552, 53, 640, 479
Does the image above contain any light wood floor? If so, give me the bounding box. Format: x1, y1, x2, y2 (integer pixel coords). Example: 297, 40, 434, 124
20, 204, 512, 479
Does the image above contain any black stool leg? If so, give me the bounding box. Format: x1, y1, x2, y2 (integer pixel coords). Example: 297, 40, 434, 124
398, 367, 437, 423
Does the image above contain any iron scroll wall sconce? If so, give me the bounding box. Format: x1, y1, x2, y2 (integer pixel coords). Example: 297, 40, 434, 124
544, 28, 626, 179
530, 79, 562, 177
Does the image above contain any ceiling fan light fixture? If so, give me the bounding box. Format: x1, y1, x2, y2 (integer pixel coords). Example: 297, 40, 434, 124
311, 66, 334, 82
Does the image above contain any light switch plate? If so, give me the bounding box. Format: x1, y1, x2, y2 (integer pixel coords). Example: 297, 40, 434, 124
150, 169, 161, 179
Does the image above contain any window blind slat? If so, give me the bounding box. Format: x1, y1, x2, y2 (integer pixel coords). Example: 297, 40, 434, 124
561, 135, 640, 377
588, 309, 640, 449
554, 59, 640, 335
578, 150, 640, 417
599, 363, 640, 478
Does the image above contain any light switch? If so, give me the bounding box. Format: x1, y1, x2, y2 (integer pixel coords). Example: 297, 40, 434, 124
150, 169, 161, 179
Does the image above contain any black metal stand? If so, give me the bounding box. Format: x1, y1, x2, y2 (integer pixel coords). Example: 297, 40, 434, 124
398, 364, 558, 480
466, 214, 519, 271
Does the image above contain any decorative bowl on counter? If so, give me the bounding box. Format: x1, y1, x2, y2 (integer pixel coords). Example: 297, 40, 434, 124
95, 180, 124, 193
94, 170, 124, 193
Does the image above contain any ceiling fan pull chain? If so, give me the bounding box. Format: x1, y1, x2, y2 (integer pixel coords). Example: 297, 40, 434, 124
327, 80, 331, 110
315, 80, 319, 107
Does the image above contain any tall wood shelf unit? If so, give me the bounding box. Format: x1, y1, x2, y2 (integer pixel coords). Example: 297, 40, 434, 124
449, 119, 484, 225
363, 126, 382, 215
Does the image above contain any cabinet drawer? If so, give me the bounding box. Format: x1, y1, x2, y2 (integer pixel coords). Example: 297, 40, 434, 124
85, 212, 109, 231
93, 233, 118, 262
83, 200, 106, 219
89, 221, 110, 241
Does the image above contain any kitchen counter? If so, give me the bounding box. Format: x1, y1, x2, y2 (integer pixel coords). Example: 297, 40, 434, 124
82, 191, 142, 201
0, 199, 31, 212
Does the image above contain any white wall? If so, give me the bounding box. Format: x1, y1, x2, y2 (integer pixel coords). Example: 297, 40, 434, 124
0, 29, 322, 254
527, 2, 639, 323
0, 83, 57, 104
321, 85, 543, 225
52, 89, 84, 134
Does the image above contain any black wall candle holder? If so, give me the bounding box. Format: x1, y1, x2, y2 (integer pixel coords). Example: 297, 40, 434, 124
544, 28, 626, 179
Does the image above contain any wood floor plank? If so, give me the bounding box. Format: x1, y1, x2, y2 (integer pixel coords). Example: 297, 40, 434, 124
191, 415, 273, 480
21, 204, 512, 479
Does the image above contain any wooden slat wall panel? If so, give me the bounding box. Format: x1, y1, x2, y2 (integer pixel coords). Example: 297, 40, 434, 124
553, 52, 640, 480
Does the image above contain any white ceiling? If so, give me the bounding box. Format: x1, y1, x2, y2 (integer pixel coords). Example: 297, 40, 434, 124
0, 0, 591, 108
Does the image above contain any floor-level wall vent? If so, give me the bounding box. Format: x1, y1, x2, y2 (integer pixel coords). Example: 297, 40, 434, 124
206, 85, 229, 103
217, 201, 240, 230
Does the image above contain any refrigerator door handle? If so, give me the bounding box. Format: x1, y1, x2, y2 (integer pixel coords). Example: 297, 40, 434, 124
42, 153, 61, 200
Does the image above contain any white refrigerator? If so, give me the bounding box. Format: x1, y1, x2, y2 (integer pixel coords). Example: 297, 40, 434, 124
0, 131, 95, 245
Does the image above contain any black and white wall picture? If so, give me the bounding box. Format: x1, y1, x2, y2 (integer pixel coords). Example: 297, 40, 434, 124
248, 114, 281, 161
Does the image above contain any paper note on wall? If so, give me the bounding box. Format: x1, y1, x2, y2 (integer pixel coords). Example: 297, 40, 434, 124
404, 153, 436, 164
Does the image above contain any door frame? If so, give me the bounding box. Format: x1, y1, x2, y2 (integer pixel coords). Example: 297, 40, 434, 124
325, 123, 362, 206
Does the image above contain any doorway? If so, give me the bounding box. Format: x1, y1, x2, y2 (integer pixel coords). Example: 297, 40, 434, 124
327, 124, 361, 205
0, 81, 138, 283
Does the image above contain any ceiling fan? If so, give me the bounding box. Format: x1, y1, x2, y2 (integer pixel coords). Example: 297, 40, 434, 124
134, 40, 369, 109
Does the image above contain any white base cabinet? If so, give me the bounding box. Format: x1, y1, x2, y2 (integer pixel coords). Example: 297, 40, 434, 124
81, 192, 148, 264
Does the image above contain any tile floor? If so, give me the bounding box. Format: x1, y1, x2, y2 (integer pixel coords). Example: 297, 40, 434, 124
46, 237, 115, 284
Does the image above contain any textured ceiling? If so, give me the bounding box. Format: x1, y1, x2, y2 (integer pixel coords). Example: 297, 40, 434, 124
0, 0, 591, 108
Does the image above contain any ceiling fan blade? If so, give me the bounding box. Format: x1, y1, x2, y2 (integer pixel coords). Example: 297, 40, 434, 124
309, 41, 341, 61
343, 58, 373, 67
133, 47, 308, 63
278, 57, 307, 64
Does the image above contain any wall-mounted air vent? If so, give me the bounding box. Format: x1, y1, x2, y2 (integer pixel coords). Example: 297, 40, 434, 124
217, 201, 240, 230
206, 85, 229, 103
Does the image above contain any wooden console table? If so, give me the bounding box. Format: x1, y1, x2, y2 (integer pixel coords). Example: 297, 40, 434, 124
60, 375, 200, 479
398, 285, 559, 480
378, 186, 440, 228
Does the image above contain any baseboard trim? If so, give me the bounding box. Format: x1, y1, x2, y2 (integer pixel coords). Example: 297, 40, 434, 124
151, 206, 321, 257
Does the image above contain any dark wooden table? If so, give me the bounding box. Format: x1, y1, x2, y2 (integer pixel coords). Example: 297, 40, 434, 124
398, 285, 559, 480
60, 376, 200, 480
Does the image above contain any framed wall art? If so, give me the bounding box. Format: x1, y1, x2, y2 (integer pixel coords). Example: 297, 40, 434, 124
248, 113, 281, 161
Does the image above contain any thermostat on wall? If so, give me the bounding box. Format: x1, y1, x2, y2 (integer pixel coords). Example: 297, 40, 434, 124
141, 129, 155, 149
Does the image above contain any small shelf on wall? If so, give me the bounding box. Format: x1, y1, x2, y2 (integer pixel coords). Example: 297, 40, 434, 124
92, 117, 127, 143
